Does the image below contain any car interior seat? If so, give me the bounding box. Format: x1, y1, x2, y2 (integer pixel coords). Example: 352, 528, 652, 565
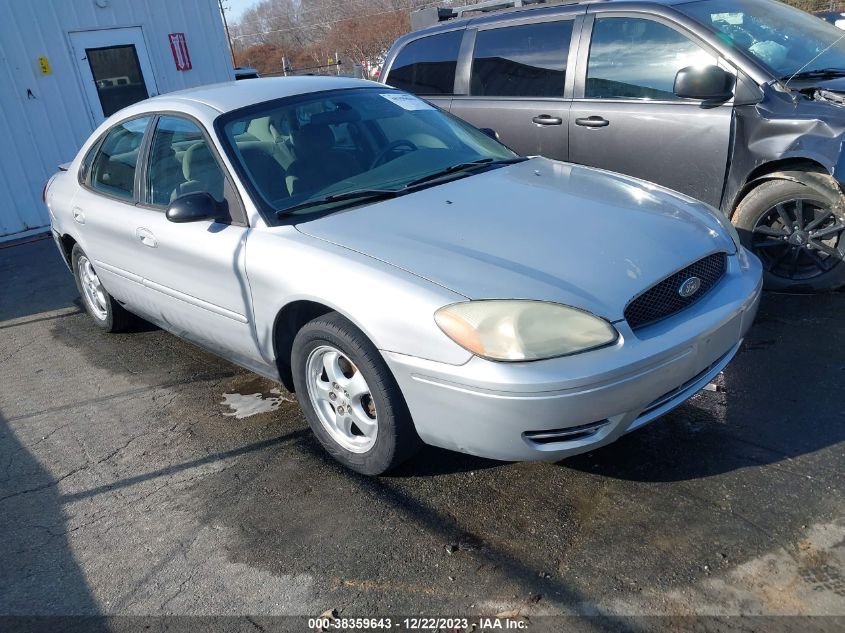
238, 145, 290, 204
147, 135, 186, 205
171, 142, 225, 203
285, 124, 359, 196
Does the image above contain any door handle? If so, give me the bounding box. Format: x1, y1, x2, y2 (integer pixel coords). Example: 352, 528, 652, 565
136, 227, 157, 248
72, 208, 85, 224
532, 114, 563, 126
575, 116, 610, 128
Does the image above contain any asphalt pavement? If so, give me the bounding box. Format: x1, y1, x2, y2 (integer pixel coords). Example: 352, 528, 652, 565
0, 237, 843, 629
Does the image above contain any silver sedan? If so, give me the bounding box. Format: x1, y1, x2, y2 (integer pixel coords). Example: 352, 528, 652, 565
45, 77, 763, 474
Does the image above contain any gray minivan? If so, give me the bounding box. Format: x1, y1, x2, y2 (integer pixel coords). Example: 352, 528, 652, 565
381, 0, 845, 292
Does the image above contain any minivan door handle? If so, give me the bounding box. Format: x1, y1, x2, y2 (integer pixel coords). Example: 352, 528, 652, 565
136, 227, 157, 248
72, 207, 85, 224
575, 116, 610, 128
532, 114, 563, 126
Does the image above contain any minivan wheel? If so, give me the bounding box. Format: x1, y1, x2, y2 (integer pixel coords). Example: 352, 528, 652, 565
71, 244, 134, 332
291, 312, 422, 475
733, 172, 845, 292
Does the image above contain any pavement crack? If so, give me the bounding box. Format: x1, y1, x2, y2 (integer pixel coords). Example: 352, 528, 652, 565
159, 571, 196, 611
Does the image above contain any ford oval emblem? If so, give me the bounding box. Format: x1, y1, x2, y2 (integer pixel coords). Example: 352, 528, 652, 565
678, 276, 702, 298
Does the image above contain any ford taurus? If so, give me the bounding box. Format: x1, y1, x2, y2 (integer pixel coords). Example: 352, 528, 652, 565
45, 77, 762, 474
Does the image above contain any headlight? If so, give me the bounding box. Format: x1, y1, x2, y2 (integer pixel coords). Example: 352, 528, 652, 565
434, 300, 618, 362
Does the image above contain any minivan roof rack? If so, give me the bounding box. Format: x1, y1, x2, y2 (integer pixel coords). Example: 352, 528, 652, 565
411, 0, 567, 31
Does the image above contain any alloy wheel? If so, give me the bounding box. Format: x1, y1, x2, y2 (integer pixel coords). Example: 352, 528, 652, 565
751, 198, 845, 281
305, 345, 378, 453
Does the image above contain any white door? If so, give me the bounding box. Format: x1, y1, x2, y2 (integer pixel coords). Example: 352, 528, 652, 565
69, 28, 159, 125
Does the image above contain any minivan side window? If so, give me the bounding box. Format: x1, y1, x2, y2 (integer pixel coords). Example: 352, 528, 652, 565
386, 30, 463, 95
471, 20, 574, 97
585, 17, 717, 100
90, 117, 150, 200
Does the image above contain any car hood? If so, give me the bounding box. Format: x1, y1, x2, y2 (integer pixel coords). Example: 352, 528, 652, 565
294, 158, 734, 321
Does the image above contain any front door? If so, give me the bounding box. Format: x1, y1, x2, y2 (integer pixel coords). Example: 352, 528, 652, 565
568, 14, 733, 207
450, 18, 578, 160
131, 115, 263, 372
69, 27, 159, 125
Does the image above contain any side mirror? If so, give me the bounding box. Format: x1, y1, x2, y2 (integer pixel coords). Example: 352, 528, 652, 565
166, 192, 225, 223
673, 65, 735, 101
479, 127, 500, 141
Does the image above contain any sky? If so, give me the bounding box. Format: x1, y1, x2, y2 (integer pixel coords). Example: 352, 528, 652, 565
222, 0, 260, 23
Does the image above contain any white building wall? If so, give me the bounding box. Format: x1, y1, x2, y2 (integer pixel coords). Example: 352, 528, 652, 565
0, 0, 235, 240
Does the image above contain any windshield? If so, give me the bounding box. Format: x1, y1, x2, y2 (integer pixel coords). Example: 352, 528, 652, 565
680, 0, 845, 80
218, 88, 516, 219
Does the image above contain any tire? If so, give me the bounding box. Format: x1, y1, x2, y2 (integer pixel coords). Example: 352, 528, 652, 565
71, 244, 135, 332
733, 171, 845, 292
291, 311, 422, 475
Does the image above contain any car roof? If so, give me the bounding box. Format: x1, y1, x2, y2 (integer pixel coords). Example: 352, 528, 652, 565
146, 76, 384, 113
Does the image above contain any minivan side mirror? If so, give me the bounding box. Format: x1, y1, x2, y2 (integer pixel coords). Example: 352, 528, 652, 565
673, 65, 735, 101
479, 127, 500, 141
165, 192, 225, 223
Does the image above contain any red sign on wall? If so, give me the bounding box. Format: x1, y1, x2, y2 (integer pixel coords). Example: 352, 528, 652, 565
169, 33, 192, 71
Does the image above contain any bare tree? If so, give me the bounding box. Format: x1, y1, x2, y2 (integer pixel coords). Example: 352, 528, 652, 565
231, 0, 845, 78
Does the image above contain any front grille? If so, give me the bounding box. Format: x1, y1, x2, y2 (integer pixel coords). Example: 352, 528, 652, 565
624, 252, 727, 331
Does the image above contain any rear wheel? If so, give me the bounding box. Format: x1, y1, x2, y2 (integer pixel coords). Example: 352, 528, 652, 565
733, 172, 845, 292
71, 244, 134, 332
291, 312, 421, 475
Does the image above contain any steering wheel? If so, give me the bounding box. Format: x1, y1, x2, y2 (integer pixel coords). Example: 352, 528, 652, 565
371, 140, 418, 169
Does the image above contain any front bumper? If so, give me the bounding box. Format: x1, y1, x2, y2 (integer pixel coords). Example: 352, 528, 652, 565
383, 253, 763, 462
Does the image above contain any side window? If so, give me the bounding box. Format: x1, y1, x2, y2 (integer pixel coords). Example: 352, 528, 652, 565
386, 30, 463, 95
585, 17, 717, 100
90, 117, 150, 200
79, 140, 101, 183
471, 20, 574, 97
146, 116, 226, 206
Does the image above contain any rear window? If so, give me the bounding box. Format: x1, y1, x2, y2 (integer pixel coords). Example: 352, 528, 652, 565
471, 21, 574, 97
386, 30, 463, 95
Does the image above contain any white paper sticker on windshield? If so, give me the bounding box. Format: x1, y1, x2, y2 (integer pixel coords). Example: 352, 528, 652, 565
380, 93, 435, 111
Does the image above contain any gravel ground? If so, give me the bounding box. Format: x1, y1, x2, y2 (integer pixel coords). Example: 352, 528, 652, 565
0, 237, 843, 630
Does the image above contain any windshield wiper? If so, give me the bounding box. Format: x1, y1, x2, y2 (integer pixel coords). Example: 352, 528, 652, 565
403, 157, 527, 189
277, 188, 402, 217
781, 67, 845, 82
275, 157, 527, 217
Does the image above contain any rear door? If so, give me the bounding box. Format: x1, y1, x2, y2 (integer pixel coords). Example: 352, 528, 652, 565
568, 12, 734, 206
72, 116, 154, 311
450, 14, 582, 160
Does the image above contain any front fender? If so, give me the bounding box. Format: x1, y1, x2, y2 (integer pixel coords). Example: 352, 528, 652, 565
244, 227, 474, 371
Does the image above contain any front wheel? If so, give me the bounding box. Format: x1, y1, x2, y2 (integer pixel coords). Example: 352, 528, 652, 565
291, 312, 422, 475
733, 172, 845, 292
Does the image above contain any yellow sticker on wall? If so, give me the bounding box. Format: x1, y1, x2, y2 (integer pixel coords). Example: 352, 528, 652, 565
38, 56, 51, 75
